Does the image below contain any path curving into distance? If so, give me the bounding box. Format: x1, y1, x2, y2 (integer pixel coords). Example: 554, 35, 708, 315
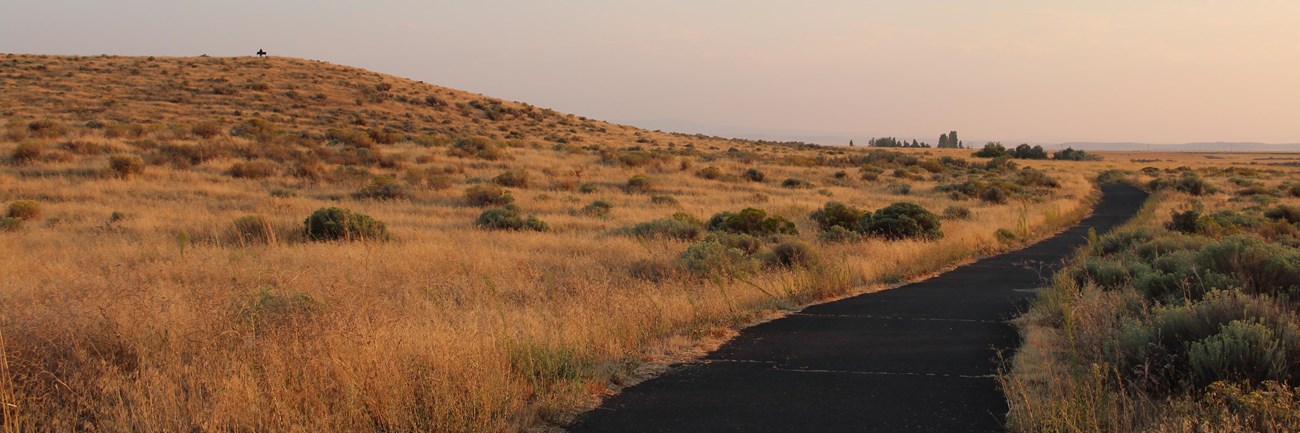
570, 183, 1148, 433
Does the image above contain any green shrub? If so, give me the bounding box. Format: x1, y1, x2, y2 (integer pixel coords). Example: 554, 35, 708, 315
995, 228, 1017, 243
781, 178, 814, 189
707, 208, 798, 236
705, 232, 765, 255
476, 205, 548, 231
7, 200, 41, 221
767, 241, 820, 268
448, 136, 506, 160
465, 184, 514, 206
680, 239, 759, 277
229, 118, 279, 143
1150, 174, 1215, 195
0, 217, 21, 232
1097, 169, 1136, 184
696, 166, 723, 180
304, 207, 387, 241
1188, 320, 1295, 388
109, 154, 145, 178
942, 206, 972, 220
1167, 209, 1205, 234
888, 183, 912, 195
241, 289, 321, 329
817, 226, 862, 243
10, 140, 42, 164
227, 159, 280, 179
1011, 144, 1049, 159
580, 200, 612, 218
493, 169, 529, 188
578, 182, 599, 194
354, 176, 409, 201
1053, 147, 1100, 161
650, 195, 679, 206
1264, 205, 1300, 224
625, 174, 654, 194
231, 215, 277, 245
858, 202, 943, 241
26, 119, 67, 138
973, 142, 1009, 158
616, 212, 704, 240
325, 128, 376, 148
810, 202, 866, 231
743, 168, 765, 182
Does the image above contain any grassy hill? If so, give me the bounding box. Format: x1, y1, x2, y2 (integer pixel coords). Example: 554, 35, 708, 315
0, 54, 1106, 432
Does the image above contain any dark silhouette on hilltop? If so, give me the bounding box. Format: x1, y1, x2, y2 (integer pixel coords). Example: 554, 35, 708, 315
256, 49, 267, 58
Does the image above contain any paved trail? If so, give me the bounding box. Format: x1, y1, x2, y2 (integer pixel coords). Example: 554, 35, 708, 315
571, 184, 1148, 433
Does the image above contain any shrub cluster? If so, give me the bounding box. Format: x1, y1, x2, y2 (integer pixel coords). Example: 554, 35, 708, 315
706, 208, 798, 237
615, 212, 704, 240
448, 136, 506, 160
304, 207, 387, 241
354, 176, 409, 201
476, 204, 548, 231
809, 201, 942, 241
465, 184, 514, 206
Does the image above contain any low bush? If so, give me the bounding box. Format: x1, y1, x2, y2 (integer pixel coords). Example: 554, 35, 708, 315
707, 208, 798, 236
781, 178, 814, 189
942, 206, 972, 220
1053, 147, 1100, 161
354, 176, 409, 201
705, 232, 765, 255
229, 118, 279, 143
493, 169, 529, 188
696, 166, 723, 180
26, 119, 67, 138
817, 225, 862, 243
0, 217, 21, 232
579, 200, 612, 218
650, 195, 679, 206
616, 212, 705, 240
680, 239, 759, 277
1150, 174, 1216, 196
448, 136, 506, 160
858, 202, 943, 240
625, 174, 654, 194
476, 205, 548, 231
7, 200, 41, 221
810, 202, 866, 231
231, 215, 277, 245
108, 154, 145, 178
11, 140, 42, 164
465, 184, 514, 206
304, 207, 387, 241
1264, 205, 1300, 224
743, 168, 766, 182
767, 241, 820, 268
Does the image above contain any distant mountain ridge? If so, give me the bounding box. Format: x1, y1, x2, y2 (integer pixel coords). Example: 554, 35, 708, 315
1055, 142, 1300, 152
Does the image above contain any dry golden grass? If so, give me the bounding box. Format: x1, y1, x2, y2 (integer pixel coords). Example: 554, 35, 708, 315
0, 53, 1198, 432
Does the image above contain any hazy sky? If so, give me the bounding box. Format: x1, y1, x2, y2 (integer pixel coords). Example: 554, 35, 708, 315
3, 1, 1298, 144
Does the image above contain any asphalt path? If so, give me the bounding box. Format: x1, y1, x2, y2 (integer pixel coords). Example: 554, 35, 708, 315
570, 183, 1148, 433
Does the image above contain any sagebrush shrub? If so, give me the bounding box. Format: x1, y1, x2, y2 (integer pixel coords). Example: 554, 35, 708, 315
229, 118, 279, 143
11, 140, 42, 164
616, 212, 704, 240
580, 200, 612, 218
476, 205, 548, 231
7, 200, 41, 221
304, 207, 387, 241
448, 136, 506, 160
781, 178, 814, 189
743, 168, 765, 182
465, 184, 514, 206
109, 154, 145, 178
650, 195, 679, 206
26, 119, 66, 138
696, 166, 723, 180
1264, 205, 1300, 224
942, 206, 972, 220
680, 239, 758, 277
354, 176, 409, 201
858, 202, 943, 240
810, 202, 866, 231
493, 169, 529, 188
625, 174, 654, 194
705, 232, 765, 255
231, 215, 277, 245
707, 208, 798, 236
767, 241, 819, 268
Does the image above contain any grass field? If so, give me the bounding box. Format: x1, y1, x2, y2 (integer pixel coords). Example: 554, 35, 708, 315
1, 54, 1296, 432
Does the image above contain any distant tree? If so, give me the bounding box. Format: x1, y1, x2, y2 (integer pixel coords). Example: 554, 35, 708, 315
1053, 147, 1101, 161
973, 142, 1010, 158
938, 133, 950, 148
849, 139, 855, 147
950, 131, 959, 148
1011, 144, 1049, 159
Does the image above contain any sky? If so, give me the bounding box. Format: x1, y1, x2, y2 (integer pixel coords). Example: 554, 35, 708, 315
2, 1, 1298, 145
